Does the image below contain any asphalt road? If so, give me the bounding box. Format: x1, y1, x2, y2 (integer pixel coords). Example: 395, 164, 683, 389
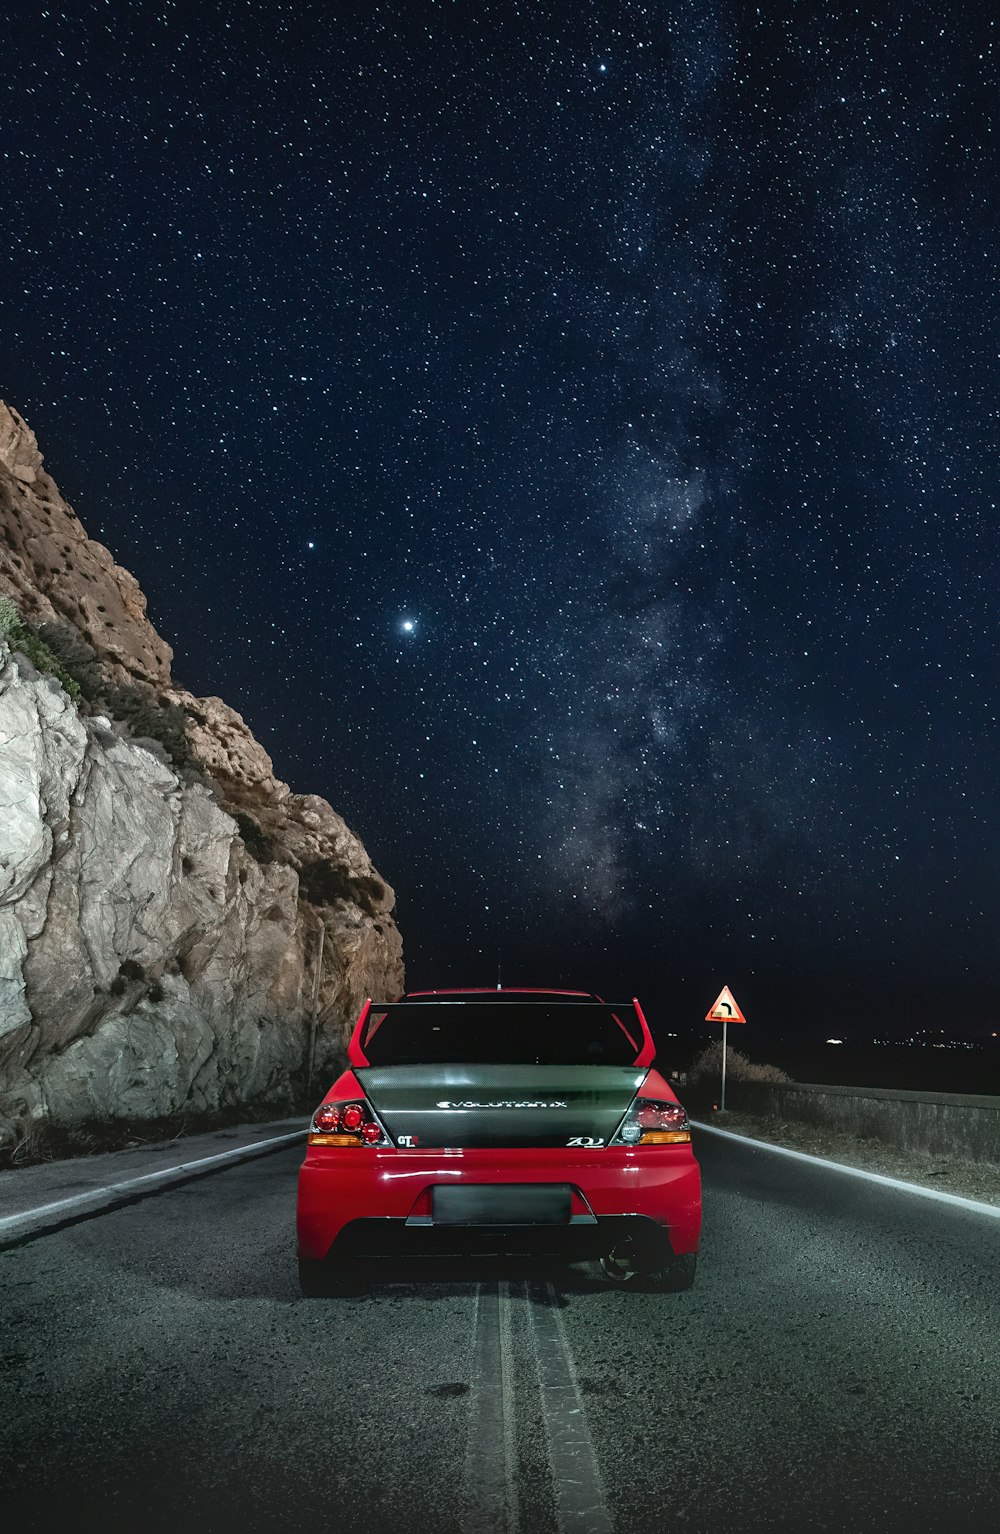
2, 1132, 998, 1534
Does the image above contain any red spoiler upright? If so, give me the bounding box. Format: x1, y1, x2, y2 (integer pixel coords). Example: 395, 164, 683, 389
347, 993, 656, 1069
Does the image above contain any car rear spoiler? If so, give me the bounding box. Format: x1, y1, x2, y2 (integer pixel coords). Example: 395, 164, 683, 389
346, 997, 656, 1069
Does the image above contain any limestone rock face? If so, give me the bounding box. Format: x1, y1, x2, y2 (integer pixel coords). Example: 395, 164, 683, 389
0, 401, 403, 1145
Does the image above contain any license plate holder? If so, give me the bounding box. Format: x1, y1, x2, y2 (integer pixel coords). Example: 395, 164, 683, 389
432, 1184, 571, 1226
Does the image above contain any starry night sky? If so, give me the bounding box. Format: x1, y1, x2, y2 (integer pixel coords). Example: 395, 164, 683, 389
4, 1, 998, 1040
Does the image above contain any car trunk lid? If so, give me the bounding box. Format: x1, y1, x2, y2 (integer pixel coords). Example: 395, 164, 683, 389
355, 1064, 647, 1148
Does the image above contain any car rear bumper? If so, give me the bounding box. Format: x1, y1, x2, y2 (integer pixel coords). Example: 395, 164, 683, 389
296, 1144, 702, 1261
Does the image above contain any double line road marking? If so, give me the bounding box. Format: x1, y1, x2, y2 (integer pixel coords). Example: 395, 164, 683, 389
464, 1279, 614, 1534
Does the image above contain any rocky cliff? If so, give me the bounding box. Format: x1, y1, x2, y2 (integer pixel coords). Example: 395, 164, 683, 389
0, 402, 403, 1149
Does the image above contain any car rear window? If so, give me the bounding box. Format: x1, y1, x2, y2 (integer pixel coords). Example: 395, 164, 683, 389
361, 1000, 641, 1065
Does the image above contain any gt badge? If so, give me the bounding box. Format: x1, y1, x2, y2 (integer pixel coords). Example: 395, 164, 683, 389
397, 1134, 418, 1147
566, 1136, 604, 1147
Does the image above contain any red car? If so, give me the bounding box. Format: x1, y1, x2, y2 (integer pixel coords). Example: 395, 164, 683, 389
296, 988, 701, 1294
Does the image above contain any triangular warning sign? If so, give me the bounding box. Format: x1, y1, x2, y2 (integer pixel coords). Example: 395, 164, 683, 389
705, 985, 746, 1024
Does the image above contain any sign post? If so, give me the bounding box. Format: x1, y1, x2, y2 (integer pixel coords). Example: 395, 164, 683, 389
704, 985, 747, 1111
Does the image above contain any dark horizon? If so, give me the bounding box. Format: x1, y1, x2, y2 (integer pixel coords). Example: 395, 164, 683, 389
4, 2, 998, 1040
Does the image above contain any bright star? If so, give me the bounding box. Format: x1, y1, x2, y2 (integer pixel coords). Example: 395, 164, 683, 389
400, 618, 416, 633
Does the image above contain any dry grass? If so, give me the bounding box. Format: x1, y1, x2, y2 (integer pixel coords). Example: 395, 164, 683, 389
0, 1098, 309, 1171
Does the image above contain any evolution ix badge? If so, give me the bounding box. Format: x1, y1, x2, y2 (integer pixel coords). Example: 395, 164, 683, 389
435, 1099, 569, 1109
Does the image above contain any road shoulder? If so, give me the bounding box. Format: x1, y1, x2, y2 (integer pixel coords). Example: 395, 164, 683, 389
0, 1118, 307, 1246
695, 1107, 1000, 1207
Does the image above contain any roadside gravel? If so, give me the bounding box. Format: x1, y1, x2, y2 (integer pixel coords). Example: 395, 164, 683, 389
707, 1108, 1000, 1207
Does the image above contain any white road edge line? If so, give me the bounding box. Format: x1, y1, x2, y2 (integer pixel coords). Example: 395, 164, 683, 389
0, 1130, 306, 1239
692, 1120, 1000, 1218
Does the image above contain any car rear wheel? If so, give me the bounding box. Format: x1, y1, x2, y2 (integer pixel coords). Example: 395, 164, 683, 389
599, 1246, 697, 1292
651, 1251, 697, 1292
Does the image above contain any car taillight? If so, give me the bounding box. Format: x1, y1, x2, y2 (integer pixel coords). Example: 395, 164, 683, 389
611, 1099, 690, 1146
308, 1099, 389, 1148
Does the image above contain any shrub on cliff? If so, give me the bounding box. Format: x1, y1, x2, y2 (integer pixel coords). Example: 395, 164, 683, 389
36, 620, 105, 700
686, 1042, 792, 1089
235, 812, 276, 865
0, 593, 83, 702
298, 859, 386, 916
0, 593, 19, 636
101, 685, 194, 768
23, 618, 193, 769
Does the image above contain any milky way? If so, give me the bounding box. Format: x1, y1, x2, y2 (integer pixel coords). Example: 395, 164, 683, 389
3, 2, 998, 1035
